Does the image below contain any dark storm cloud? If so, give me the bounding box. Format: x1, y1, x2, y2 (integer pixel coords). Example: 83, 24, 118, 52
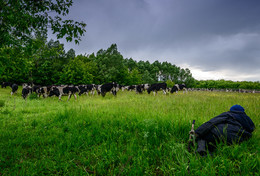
49, 0, 260, 81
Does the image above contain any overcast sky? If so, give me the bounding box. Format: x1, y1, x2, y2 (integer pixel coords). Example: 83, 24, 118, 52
48, 0, 260, 81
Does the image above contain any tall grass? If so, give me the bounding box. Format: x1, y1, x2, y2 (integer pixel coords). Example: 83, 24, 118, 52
0, 88, 259, 175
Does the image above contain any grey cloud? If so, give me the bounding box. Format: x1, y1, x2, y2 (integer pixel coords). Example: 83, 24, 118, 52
48, 0, 260, 81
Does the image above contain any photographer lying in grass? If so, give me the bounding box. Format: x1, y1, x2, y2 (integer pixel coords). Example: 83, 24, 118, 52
194, 104, 255, 156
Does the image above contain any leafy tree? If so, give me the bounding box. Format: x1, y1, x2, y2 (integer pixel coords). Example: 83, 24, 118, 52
0, 0, 86, 47
59, 56, 93, 85
0, 46, 32, 84
31, 39, 67, 85
124, 58, 138, 72
94, 44, 128, 84
129, 68, 142, 85
66, 48, 76, 59
142, 70, 154, 84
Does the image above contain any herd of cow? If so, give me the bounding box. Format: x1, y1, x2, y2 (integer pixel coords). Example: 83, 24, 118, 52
1, 82, 187, 101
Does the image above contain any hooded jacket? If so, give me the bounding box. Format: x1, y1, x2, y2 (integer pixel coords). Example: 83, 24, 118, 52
195, 111, 255, 145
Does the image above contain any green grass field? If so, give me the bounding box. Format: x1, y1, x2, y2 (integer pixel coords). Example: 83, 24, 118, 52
0, 88, 259, 175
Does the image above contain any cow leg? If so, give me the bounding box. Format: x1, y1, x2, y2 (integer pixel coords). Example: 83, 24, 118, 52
153, 91, 156, 96
73, 94, 77, 100
163, 90, 166, 94
59, 95, 63, 101
67, 93, 72, 101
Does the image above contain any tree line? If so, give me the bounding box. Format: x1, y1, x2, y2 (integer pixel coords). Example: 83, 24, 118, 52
193, 80, 260, 90
0, 34, 195, 87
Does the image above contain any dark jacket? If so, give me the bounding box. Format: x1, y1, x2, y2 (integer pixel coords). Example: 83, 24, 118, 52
195, 111, 255, 145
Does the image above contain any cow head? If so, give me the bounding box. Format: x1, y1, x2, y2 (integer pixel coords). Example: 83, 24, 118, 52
170, 86, 177, 93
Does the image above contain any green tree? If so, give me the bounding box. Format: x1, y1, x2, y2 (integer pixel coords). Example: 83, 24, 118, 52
0, 46, 33, 84
1, 0, 86, 47
124, 58, 138, 72
59, 56, 93, 85
94, 44, 129, 84
129, 68, 142, 85
142, 70, 154, 84
31, 39, 67, 85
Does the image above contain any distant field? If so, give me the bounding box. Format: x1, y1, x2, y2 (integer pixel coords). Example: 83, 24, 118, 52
0, 87, 259, 175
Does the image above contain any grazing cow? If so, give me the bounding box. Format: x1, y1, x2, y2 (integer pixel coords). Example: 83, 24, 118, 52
147, 83, 167, 95
127, 85, 136, 91
95, 84, 102, 95
22, 86, 32, 99
135, 85, 143, 94
49, 85, 79, 101
77, 85, 86, 93
116, 84, 122, 92
135, 84, 150, 94
11, 84, 18, 95
138, 84, 151, 93
126, 85, 143, 94
32, 85, 51, 98
32, 85, 41, 93
143, 84, 150, 92
121, 85, 129, 91
170, 84, 187, 94
100, 82, 119, 97
78, 84, 96, 96
1, 82, 13, 88
39, 86, 52, 98
22, 83, 34, 88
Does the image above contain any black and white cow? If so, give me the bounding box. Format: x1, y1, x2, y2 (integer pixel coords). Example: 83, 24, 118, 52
147, 83, 167, 95
143, 84, 150, 92
32, 85, 52, 98
95, 84, 102, 95
32, 85, 41, 93
1, 82, 13, 88
22, 83, 34, 88
127, 85, 136, 91
138, 83, 151, 93
22, 86, 32, 99
116, 84, 123, 92
135, 84, 149, 94
77, 85, 86, 93
121, 85, 129, 91
78, 84, 96, 96
100, 82, 119, 97
49, 85, 79, 101
135, 84, 143, 94
170, 84, 187, 94
11, 84, 18, 95
39, 86, 52, 98
126, 84, 146, 94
